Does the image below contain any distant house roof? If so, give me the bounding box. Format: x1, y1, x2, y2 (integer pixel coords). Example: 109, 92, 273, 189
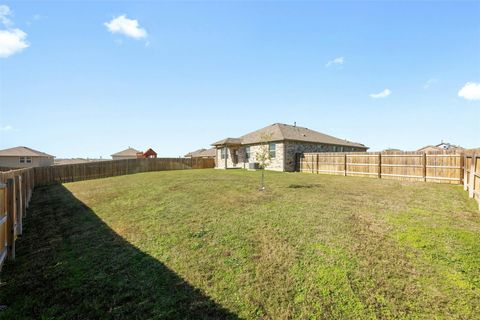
0, 146, 54, 157
111, 147, 141, 157
185, 148, 216, 158
417, 142, 464, 152
142, 148, 157, 158
212, 123, 367, 149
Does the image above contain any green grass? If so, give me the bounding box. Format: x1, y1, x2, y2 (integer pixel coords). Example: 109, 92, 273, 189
1, 169, 479, 319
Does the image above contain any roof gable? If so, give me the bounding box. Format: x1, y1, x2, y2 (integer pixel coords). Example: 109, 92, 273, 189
111, 147, 141, 157
0, 146, 54, 157
212, 123, 367, 148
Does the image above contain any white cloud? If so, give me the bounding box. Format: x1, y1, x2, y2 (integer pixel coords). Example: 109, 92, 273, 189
0, 5, 29, 58
0, 5, 12, 26
458, 82, 480, 101
0, 125, 13, 132
326, 56, 344, 67
104, 15, 147, 39
424, 78, 438, 89
0, 28, 29, 58
370, 89, 391, 99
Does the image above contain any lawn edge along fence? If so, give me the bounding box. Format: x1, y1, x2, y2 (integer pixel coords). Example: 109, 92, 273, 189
298, 150, 480, 209
0, 157, 214, 271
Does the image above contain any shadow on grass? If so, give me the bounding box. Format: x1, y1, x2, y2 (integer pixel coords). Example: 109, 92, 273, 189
287, 184, 323, 189
0, 184, 238, 320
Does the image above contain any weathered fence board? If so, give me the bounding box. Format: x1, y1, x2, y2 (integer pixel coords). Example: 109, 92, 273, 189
464, 152, 480, 209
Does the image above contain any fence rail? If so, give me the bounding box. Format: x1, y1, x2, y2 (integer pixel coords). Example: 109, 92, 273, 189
298, 152, 464, 184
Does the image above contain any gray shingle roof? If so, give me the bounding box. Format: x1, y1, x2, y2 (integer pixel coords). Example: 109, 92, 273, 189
185, 148, 216, 158
211, 138, 243, 146
212, 123, 367, 148
0, 146, 54, 157
111, 147, 141, 157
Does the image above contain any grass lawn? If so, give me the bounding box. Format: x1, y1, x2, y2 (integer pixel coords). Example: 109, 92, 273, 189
1, 169, 479, 319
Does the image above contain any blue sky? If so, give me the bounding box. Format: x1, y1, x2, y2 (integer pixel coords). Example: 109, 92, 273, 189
0, 1, 479, 158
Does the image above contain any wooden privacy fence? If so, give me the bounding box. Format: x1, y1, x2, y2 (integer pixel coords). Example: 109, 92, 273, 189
0, 168, 35, 270
34, 157, 215, 186
464, 153, 480, 209
298, 152, 464, 184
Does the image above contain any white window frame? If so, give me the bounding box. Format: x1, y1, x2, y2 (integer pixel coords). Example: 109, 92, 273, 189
269, 143, 276, 159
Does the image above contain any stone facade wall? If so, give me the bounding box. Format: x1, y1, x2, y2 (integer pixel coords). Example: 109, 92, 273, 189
215, 142, 285, 171
216, 141, 366, 172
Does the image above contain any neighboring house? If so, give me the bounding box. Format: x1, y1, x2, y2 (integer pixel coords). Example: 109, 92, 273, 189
382, 148, 403, 153
141, 148, 158, 158
185, 148, 216, 165
111, 147, 142, 160
54, 158, 109, 165
111, 147, 158, 160
211, 123, 368, 172
417, 142, 464, 153
0, 146, 54, 168
184, 148, 216, 159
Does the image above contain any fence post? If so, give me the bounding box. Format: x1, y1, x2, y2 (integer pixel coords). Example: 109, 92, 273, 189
423, 153, 427, 182
6, 178, 15, 260
344, 154, 347, 176
463, 155, 468, 190
316, 154, 319, 174
14, 175, 23, 236
468, 154, 476, 198
22, 173, 27, 218
378, 153, 382, 179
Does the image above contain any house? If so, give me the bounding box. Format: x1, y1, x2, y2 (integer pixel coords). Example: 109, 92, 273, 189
184, 148, 216, 159
111, 147, 158, 160
111, 147, 141, 160
382, 148, 403, 153
0, 146, 54, 168
211, 123, 368, 172
140, 148, 158, 158
417, 141, 464, 153
185, 148, 216, 165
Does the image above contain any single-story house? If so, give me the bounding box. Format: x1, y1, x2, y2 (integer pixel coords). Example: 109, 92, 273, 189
184, 148, 216, 159
111, 147, 141, 160
211, 123, 368, 172
417, 142, 464, 153
0, 146, 54, 168
141, 148, 158, 158
111, 147, 158, 160
185, 147, 216, 165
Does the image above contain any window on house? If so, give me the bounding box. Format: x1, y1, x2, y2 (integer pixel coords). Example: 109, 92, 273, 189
221, 147, 227, 159
332, 146, 337, 152
245, 146, 251, 160
269, 143, 276, 158
20, 156, 32, 163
